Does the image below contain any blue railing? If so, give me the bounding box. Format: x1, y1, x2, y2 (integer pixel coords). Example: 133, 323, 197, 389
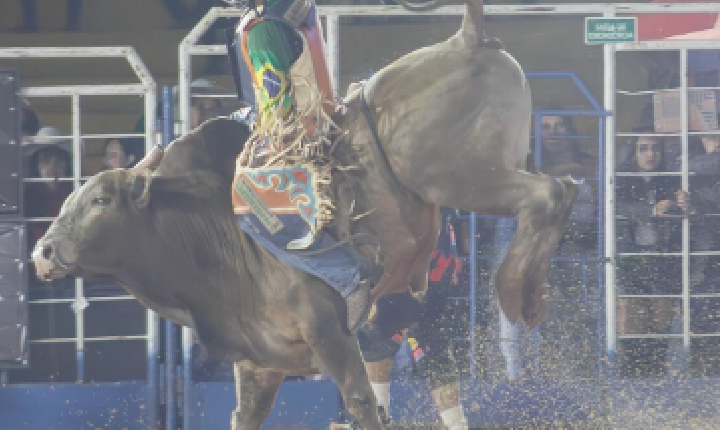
162, 85, 179, 430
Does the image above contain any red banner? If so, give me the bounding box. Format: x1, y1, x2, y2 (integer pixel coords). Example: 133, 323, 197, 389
637, 0, 720, 40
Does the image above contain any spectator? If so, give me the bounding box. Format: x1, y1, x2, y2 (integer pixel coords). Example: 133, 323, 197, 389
615, 132, 687, 376
20, 99, 40, 138
616, 134, 687, 229
682, 135, 720, 375
538, 112, 598, 248
185, 78, 242, 128
536, 113, 596, 179
21, 127, 75, 381
24, 126, 74, 285
687, 134, 720, 291
135, 78, 243, 136
103, 137, 144, 170
14, 0, 83, 32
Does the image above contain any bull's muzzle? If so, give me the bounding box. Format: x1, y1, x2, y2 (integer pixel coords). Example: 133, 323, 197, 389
31, 238, 78, 281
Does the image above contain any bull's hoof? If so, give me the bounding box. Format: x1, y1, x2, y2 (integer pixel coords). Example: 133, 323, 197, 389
522, 282, 548, 328
495, 270, 524, 324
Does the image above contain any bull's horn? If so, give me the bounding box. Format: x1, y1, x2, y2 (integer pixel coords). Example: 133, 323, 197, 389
132, 144, 165, 172
129, 171, 152, 208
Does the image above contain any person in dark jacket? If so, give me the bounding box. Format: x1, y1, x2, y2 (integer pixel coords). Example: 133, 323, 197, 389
615, 133, 687, 376
687, 134, 720, 292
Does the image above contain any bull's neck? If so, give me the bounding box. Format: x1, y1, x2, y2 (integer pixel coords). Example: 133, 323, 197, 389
120, 214, 266, 318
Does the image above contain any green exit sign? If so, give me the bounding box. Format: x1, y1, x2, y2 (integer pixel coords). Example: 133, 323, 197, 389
585, 17, 637, 44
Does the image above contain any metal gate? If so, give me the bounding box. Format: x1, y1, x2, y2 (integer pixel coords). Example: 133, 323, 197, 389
605, 38, 720, 375
0, 47, 161, 430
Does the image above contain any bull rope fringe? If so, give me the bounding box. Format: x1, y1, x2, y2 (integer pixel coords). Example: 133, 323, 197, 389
236, 76, 347, 233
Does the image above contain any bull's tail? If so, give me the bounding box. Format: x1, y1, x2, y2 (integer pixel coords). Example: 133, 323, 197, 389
394, 0, 495, 49
461, 0, 488, 48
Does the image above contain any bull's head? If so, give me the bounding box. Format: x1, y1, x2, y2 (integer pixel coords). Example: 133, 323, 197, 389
31, 144, 224, 282
31, 176, 126, 281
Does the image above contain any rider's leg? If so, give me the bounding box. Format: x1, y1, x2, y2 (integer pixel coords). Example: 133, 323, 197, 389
359, 292, 422, 422
409, 281, 468, 429
366, 357, 395, 421
239, 214, 375, 332
430, 379, 468, 430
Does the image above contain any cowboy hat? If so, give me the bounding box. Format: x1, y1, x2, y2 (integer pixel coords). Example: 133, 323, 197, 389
23, 126, 73, 158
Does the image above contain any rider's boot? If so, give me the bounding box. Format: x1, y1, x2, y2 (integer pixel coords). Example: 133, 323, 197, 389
346, 278, 373, 333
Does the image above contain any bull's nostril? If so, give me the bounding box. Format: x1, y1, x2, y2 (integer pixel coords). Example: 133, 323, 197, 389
42, 245, 52, 260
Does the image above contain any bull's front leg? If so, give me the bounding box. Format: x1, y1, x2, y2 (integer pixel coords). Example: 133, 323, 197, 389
231, 363, 285, 430
304, 325, 383, 429
295, 282, 383, 429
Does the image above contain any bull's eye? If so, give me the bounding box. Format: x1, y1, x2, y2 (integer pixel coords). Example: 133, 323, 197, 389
91, 197, 112, 206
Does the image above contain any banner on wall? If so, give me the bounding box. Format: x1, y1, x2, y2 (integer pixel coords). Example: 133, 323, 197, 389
637, 0, 720, 40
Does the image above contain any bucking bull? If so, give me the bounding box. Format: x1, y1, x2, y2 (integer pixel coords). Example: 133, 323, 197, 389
32, 1, 577, 428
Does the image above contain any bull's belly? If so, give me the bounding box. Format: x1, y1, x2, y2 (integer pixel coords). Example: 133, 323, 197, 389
384, 121, 530, 210
203, 324, 319, 372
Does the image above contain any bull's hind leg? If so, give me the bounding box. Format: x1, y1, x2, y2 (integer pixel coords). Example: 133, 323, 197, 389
503, 175, 577, 327
231, 364, 285, 430
433, 170, 578, 327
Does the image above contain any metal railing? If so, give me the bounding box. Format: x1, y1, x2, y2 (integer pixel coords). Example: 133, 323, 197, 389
606, 41, 720, 369
0, 46, 160, 428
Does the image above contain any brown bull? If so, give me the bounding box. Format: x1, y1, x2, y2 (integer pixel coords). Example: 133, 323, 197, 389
32, 119, 386, 429
33, 1, 577, 428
